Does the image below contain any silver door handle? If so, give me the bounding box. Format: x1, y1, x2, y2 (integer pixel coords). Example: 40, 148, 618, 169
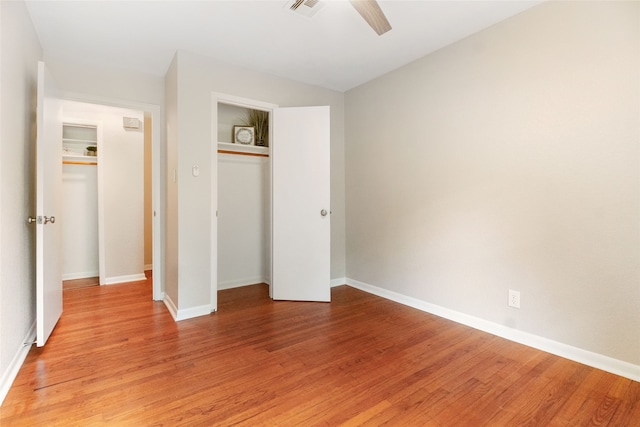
320, 209, 327, 217
44, 216, 55, 224
28, 216, 38, 224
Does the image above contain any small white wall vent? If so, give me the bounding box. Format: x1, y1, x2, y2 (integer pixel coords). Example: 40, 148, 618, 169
287, 0, 324, 18
123, 117, 141, 130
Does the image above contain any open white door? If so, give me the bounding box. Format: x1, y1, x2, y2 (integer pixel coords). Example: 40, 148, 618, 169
35, 61, 63, 346
272, 106, 330, 302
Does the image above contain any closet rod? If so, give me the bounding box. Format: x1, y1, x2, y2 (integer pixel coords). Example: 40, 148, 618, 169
217, 149, 269, 158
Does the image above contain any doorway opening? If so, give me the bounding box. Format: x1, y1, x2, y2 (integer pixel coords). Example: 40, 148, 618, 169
214, 95, 275, 312
217, 103, 271, 291
60, 102, 147, 291
58, 96, 163, 301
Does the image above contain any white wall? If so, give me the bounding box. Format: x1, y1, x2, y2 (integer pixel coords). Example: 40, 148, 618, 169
0, 0, 42, 403
61, 101, 145, 284
217, 154, 269, 289
168, 50, 345, 315
62, 163, 99, 279
345, 1, 639, 369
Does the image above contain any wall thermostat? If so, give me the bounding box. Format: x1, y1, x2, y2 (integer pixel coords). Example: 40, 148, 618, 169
123, 117, 141, 130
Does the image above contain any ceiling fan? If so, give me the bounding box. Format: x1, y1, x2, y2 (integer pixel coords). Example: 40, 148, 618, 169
288, 0, 392, 36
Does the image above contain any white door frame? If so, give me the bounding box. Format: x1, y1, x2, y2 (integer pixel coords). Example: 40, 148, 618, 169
211, 92, 278, 312
60, 91, 164, 300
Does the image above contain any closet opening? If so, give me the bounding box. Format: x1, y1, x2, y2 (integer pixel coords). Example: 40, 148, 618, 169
214, 95, 277, 311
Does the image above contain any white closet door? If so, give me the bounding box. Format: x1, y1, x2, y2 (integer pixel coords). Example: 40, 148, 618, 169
35, 61, 63, 346
272, 106, 331, 302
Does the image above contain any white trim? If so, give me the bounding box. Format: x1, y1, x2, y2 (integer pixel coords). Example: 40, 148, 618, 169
213, 92, 278, 112
331, 277, 346, 287
163, 295, 178, 321
164, 295, 212, 322
144, 264, 153, 271
211, 93, 218, 315
62, 271, 100, 281
104, 273, 147, 285
217, 277, 268, 291
176, 303, 212, 320
0, 322, 36, 405
346, 278, 640, 382
0, 0, 3, 403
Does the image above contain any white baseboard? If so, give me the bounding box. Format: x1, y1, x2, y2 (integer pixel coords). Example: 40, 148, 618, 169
218, 277, 347, 291
144, 264, 153, 271
0, 321, 36, 405
331, 277, 346, 287
346, 278, 640, 382
104, 273, 147, 285
163, 295, 212, 322
218, 276, 267, 290
62, 270, 99, 281
163, 295, 178, 320
217, 278, 342, 291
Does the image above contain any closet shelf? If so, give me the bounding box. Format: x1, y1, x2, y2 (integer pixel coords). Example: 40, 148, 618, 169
63, 138, 97, 145
63, 154, 97, 165
217, 142, 269, 157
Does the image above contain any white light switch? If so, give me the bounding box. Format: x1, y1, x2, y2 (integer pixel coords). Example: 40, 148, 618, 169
192, 165, 200, 177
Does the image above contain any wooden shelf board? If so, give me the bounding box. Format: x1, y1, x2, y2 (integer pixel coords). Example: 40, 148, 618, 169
63, 154, 98, 165
217, 142, 269, 157
63, 160, 97, 166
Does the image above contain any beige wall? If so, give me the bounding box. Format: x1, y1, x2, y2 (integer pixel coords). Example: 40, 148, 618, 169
164, 55, 179, 307
0, 0, 43, 401
345, 1, 639, 366
43, 54, 164, 107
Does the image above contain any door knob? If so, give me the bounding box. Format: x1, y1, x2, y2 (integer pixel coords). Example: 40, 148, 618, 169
44, 216, 55, 224
28, 216, 38, 224
320, 209, 327, 217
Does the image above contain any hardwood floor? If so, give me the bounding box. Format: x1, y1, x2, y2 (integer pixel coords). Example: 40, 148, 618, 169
62, 276, 99, 290
62, 271, 152, 290
1, 280, 638, 426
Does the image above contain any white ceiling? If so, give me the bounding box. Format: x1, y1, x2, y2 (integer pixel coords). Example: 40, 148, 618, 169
25, 0, 543, 92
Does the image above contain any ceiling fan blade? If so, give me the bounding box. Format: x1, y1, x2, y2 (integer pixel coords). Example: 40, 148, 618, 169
349, 0, 392, 36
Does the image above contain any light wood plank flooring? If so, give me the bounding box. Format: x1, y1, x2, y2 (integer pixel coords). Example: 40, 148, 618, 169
62, 276, 99, 290
1, 280, 638, 425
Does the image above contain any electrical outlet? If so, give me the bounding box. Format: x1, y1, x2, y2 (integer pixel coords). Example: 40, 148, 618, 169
508, 290, 521, 309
